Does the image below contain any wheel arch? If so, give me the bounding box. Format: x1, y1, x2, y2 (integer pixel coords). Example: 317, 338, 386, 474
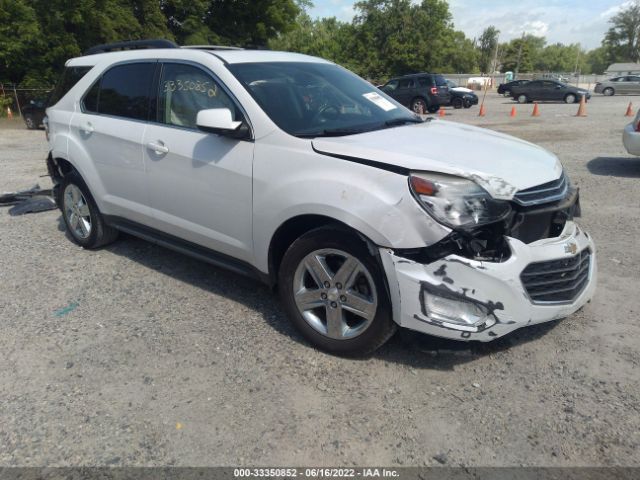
267, 214, 380, 286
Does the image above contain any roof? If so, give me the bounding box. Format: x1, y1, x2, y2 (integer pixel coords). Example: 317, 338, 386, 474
67, 48, 329, 68
605, 63, 640, 72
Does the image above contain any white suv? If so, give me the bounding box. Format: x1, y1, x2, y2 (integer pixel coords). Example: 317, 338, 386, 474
45, 41, 596, 355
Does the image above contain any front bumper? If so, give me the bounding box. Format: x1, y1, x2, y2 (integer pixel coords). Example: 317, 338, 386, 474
380, 221, 597, 341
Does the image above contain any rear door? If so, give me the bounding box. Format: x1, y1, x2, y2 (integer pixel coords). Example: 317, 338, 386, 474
626, 76, 640, 94
69, 62, 157, 225
540, 81, 561, 100
523, 80, 543, 100
142, 61, 254, 262
394, 78, 415, 107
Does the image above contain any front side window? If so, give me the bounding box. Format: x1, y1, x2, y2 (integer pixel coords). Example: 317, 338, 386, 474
228, 62, 420, 137
98, 63, 156, 120
158, 63, 238, 129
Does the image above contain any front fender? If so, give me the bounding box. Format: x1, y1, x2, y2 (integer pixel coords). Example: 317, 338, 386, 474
252, 137, 451, 273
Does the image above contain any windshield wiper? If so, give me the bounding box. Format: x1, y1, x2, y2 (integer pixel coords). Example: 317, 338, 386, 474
384, 117, 424, 128
297, 128, 369, 138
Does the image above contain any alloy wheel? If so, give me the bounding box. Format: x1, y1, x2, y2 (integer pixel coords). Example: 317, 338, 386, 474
292, 248, 378, 340
63, 184, 92, 239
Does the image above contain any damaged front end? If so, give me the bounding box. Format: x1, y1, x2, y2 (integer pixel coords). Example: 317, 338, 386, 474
380, 174, 596, 341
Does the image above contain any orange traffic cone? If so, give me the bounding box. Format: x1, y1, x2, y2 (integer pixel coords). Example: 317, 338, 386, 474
6, 107, 12, 119
438, 107, 445, 117
575, 96, 587, 117
625, 102, 633, 117
509, 106, 517, 118
478, 103, 486, 117
531, 102, 540, 117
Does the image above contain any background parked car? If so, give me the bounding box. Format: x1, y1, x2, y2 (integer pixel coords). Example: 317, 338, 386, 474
21, 99, 47, 129
450, 90, 478, 109
510, 80, 590, 104
445, 79, 472, 93
497, 80, 529, 96
379, 73, 451, 113
594, 76, 640, 96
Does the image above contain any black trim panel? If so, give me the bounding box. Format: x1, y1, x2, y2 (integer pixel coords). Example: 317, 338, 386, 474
103, 215, 272, 285
311, 145, 410, 176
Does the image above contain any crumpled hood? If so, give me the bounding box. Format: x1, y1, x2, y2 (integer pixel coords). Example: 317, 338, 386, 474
312, 120, 563, 199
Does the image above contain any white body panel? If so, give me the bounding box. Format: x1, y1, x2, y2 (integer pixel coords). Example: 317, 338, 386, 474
622, 114, 640, 156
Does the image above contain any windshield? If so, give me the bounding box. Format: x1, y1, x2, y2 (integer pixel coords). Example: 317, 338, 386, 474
227, 62, 421, 137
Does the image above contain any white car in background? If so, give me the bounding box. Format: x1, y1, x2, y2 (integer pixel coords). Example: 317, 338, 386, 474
623, 110, 640, 155
45, 40, 597, 355
446, 79, 473, 93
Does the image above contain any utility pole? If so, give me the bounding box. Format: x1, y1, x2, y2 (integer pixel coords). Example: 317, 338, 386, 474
514, 32, 525, 79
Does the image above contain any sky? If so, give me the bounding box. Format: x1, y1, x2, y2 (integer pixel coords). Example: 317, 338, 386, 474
307, 0, 636, 50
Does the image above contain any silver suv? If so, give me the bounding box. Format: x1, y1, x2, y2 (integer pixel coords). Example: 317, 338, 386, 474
45, 41, 596, 355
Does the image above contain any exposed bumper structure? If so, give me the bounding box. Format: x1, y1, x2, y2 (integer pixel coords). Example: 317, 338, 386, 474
380, 221, 597, 341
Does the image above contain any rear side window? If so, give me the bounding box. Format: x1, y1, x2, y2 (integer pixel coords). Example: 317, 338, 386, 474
83, 81, 100, 113
417, 77, 433, 87
398, 78, 414, 89
47, 66, 92, 107
97, 63, 156, 120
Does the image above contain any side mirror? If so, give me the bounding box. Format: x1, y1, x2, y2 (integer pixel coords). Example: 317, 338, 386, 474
196, 108, 247, 138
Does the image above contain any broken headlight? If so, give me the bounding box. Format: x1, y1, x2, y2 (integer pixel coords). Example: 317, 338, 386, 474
409, 172, 511, 229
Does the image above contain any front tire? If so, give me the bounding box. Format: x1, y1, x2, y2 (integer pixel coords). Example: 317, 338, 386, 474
58, 171, 119, 249
24, 115, 35, 129
565, 94, 576, 104
451, 97, 464, 109
603, 87, 614, 96
278, 227, 396, 356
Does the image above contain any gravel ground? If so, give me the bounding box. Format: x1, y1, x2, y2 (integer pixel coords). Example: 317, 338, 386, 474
0, 93, 639, 467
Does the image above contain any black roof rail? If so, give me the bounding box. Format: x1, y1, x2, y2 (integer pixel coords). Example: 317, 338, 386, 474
181, 45, 244, 51
84, 39, 178, 55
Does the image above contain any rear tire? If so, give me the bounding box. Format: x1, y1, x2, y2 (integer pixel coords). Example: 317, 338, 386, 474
410, 97, 427, 114
58, 171, 119, 249
278, 227, 396, 356
517, 94, 528, 104
24, 115, 36, 130
603, 87, 614, 96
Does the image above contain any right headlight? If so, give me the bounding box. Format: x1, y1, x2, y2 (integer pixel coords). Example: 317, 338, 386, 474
409, 172, 512, 229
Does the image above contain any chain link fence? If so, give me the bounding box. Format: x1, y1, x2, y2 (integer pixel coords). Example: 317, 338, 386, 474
0, 84, 52, 117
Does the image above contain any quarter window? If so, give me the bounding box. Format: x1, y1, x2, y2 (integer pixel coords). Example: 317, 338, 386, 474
48, 66, 92, 107
98, 63, 156, 120
158, 63, 238, 129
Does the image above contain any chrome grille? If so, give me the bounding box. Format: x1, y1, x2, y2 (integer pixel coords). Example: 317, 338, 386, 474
513, 172, 568, 206
520, 249, 591, 303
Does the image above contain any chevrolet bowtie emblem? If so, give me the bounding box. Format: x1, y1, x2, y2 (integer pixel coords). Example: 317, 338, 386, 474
564, 242, 578, 255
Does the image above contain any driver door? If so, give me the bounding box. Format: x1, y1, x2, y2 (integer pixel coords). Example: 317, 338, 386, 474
143, 62, 254, 263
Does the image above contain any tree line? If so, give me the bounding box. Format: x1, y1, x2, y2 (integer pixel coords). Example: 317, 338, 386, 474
1, 0, 640, 87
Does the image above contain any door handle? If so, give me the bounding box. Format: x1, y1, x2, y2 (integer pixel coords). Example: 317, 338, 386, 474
147, 141, 169, 154
81, 122, 94, 134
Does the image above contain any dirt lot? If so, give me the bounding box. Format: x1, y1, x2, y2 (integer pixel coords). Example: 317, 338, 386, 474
0, 93, 639, 467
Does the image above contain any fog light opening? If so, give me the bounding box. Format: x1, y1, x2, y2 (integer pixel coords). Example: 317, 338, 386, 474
422, 291, 490, 329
